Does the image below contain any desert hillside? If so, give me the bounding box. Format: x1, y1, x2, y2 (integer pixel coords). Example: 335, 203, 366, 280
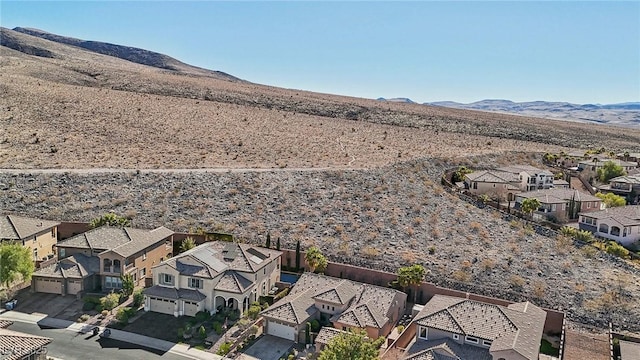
1, 27, 640, 332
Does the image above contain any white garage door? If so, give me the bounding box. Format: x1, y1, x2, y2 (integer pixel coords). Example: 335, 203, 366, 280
35, 278, 62, 294
67, 279, 83, 295
149, 297, 175, 315
184, 301, 199, 317
267, 321, 296, 341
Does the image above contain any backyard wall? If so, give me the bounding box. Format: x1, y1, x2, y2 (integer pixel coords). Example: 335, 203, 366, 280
57, 222, 91, 240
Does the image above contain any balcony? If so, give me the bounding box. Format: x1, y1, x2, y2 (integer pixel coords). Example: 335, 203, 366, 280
102, 266, 122, 274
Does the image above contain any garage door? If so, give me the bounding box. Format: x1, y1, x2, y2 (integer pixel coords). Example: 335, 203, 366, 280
67, 279, 82, 295
148, 297, 175, 315
35, 278, 62, 294
267, 321, 296, 341
184, 301, 199, 317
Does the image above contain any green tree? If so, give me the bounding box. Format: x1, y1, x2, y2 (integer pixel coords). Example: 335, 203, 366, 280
247, 303, 262, 320
318, 329, 384, 360
451, 166, 473, 183
120, 273, 134, 297
520, 198, 541, 219
89, 212, 130, 229
305, 246, 328, 273
132, 289, 144, 308
276, 237, 281, 251
595, 192, 626, 208
597, 161, 626, 183
180, 237, 196, 253
295, 240, 301, 271
0, 243, 35, 289
101, 292, 120, 311
265, 232, 271, 248
397, 264, 426, 303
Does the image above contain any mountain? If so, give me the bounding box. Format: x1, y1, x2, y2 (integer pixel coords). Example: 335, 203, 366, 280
426, 99, 640, 127
9, 27, 239, 81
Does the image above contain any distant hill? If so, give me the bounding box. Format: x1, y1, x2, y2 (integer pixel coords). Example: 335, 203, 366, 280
377, 97, 415, 104
10, 27, 240, 81
427, 99, 640, 127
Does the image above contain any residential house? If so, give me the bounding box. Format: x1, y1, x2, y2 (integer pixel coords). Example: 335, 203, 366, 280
616, 152, 640, 163
260, 272, 407, 343
552, 179, 570, 189
144, 241, 281, 317
0, 320, 52, 360
514, 188, 603, 221
598, 174, 640, 205
496, 165, 555, 191
577, 159, 638, 173
464, 171, 521, 199
0, 215, 60, 265
578, 206, 640, 246
32, 226, 173, 295
404, 295, 546, 360
315, 327, 348, 352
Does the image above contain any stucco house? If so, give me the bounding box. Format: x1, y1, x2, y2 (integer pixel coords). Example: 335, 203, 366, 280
0, 320, 52, 360
578, 205, 640, 246
497, 165, 555, 192
0, 215, 60, 265
578, 159, 638, 173
464, 171, 521, 199
260, 272, 407, 343
32, 226, 173, 295
514, 188, 603, 221
598, 174, 640, 205
143, 241, 281, 317
404, 295, 547, 360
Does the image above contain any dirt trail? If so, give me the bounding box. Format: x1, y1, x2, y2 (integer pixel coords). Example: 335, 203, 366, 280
0, 167, 365, 175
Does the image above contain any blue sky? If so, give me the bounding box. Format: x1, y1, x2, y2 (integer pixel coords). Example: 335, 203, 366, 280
2, 1, 639, 104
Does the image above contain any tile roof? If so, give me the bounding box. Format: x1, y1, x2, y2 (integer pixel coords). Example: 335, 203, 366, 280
619, 340, 640, 360
0, 320, 13, 329
609, 174, 640, 185
404, 338, 492, 360
579, 205, 640, 226
465, 170, 520, 184
164, 242, 281, 279
497, 165, 553, 176
57, 226, 173, 257
33, 253, 99, 279
518, 188, 601, 204
143, 285, 206, 301
214, 271, 254, 294
315, 327, 347, 346
261, 273, 405, 329
578, 159, 638, 168
413, 295, 546, 360
0, 328, 52, 360
0, 215, 59, 240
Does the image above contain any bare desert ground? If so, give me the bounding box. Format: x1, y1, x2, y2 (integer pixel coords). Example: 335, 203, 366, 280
2, 27, 640, 333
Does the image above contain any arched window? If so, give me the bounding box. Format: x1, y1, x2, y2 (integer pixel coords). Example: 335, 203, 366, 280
113, 259, 121, 273
611, 226, 621, 236
103, 259, 112, 272
599, 224, 609, 234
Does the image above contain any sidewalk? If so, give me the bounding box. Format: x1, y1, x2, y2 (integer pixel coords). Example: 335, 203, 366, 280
0, 310, 223, 360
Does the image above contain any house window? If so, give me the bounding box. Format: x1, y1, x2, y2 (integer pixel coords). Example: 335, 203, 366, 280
103, 259, 112, 272
332, 306, 335, 311
599, 224, 609, 234
143, 251, 147, 260
277, 263, 280, 269
105, 276, 123, 289
322, 304, 325, 309
113, 259, 121, 273
452, 334, 459, 340
465, 335, 479, 344
161, 273, 173, 285
189, 278, 203, 289
140, 268, 146, 278
33, 248, 38, 261
623, 228, 628, 237
51, 228, 56, 238
483, 339, 493, 346
264, 268, 266, 275
418, 326, 428, 340
473, 182, 477, 190
611, 226, 621, 237
587, 202, 591, 209
60, 248, 65, 258
165, 240, 172, 249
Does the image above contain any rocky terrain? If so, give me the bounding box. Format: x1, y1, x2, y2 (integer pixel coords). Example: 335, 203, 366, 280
2, 27, 640, 333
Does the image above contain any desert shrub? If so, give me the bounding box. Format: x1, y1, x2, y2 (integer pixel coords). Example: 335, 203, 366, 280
397, 325, 405, 334
247, 304, 262, 320
606, 242, 630, 259
132, 289, 144, 308
428, 246, 435, 255
452, 270, 471, 283
509, 275, 526, 290
575, 230, 594, 243
116, 307, 133, 324
77, 314, 90, 322
217, 342, 232, 356
212, 321, 222, 335
560, 226, 577, 237
100, 293, 120, 311
101, 309, 108, 317
198, 325, 207, 339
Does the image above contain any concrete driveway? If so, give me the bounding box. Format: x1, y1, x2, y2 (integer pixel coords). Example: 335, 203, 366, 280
12, 291, 80, 319
237, 335, 294, 360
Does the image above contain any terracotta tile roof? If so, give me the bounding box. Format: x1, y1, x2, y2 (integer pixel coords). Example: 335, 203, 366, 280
497, 165, 553, 176
57, 226, 173, 257
413, 295, 546, 360
143, 285, 206, 301
0, 320, 13, 329
465, 170, 520, 184
404, 338, 492, 360
315, 327, 347, 346
0, 215, 59, 240
580, 205, 640, 226
609, 174, 640, 184
261, 273, 405, 329
0, 328, 51, 360
33, 253, 99, 279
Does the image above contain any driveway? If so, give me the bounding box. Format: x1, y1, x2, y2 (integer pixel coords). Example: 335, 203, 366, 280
237, 335, 293, 360
12, 291, 81, 319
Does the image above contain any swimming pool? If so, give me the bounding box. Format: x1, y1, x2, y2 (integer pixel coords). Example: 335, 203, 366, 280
280, 273, 300, 284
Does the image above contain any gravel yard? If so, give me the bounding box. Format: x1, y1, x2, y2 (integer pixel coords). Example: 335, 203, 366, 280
1, 156, 639, 332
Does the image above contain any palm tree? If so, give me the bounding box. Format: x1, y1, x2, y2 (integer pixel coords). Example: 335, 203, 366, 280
305, 246, 328, 273
397, 264, 426, 303
520, 198, 541, 220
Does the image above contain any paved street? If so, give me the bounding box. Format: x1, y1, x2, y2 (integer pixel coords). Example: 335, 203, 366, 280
8, 321, 193, 360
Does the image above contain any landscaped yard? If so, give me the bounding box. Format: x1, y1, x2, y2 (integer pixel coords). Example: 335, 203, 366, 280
116, 312, 193, 342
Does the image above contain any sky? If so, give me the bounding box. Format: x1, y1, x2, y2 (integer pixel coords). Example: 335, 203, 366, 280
1, 1, 639, 104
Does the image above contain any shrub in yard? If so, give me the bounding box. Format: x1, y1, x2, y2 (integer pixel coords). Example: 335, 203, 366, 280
116, 307, 133, 325
606, 242, 630, 259
229, 310, 239, 321
575, 230, 594, 243
177, 327, 184, 340
195, 311, 209, 323
212, 322, 222, 335
217, 342, 232, 356
77, 314, 90, 323
132, 289, 144, 308
82, 302, 96, 311
310, 319, 320, 332
82, 296, 100, 311
100, 293, 120, 311
397, 325, 405, 334
101, 309, 109, 317
198, 325, 207, 339
247, 304, 262, 320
